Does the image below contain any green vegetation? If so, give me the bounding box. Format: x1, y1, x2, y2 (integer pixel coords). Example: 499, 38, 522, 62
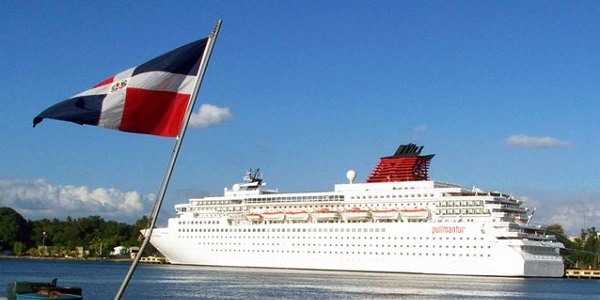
0, 207, 30, 255
570, 227, 600, 269
0, 207, 156, 258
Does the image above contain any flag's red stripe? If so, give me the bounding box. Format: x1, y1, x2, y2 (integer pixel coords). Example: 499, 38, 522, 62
94, 76, 115, 88
119, 88, 189, 137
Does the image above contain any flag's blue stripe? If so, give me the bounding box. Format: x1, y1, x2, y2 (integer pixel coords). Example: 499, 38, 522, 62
132, 38, 208, 77
33, 94, 105, 127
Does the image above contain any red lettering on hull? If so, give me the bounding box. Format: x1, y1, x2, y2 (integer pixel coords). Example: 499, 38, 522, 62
431, 226, 465, 234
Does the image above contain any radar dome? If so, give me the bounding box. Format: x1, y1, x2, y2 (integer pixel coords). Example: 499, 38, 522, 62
232, 184, 241, 191
346, 170, 356, 184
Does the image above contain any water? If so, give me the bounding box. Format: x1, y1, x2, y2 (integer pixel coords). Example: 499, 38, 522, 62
0, 259, 597, 300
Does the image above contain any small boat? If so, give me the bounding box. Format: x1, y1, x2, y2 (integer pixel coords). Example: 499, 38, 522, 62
371, 209, 399, 220
342, 207, 371, 221
7, 278, 82, 300
312, 208, 340, 222
261, 211, 285, 221
400, 208, 429, 220
286, 211, 309, 221
246, 212, 262, 222
17, 292, 82, 300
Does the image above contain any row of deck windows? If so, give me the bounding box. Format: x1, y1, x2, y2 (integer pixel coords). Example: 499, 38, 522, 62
349, 193, 436, 200
179, 233, 486, 243
178, 226, 389, 233
193, 200, 239, 206
207, 248, 492, 257
437, 208, 484, 215
244, 195, 344, 204
195, 240, 489, 249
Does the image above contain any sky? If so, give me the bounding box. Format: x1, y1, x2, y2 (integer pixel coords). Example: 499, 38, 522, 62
1, 1, 598, 235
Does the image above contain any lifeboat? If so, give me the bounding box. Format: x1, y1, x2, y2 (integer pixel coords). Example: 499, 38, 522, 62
342, 207, 371, 221
312, 208, 340, 222
286, 211, 309, 221
246, 212, 262, 222
261, 211, 285, 222
371, 209, 399, 220
400, 208, 429, 220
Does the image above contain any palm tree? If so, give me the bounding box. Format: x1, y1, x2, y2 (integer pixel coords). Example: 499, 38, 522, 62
89, 237, 104, 257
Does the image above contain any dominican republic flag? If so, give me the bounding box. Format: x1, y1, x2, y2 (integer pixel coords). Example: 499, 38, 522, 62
33, 38, 208, 137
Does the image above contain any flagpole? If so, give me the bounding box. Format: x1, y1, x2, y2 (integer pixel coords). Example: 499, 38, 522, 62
114, 19, 222, 300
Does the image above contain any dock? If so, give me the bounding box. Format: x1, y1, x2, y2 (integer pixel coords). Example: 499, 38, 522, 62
140, 256, 169, 264
565, 269, 600, 279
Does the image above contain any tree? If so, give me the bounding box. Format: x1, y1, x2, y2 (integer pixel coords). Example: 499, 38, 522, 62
579, 227, 600, 268
13, 241, 26, 256
88, 236, 104, 257
133, 215, 158, 255
546, 223, 565, 236
0, 207, 31, 252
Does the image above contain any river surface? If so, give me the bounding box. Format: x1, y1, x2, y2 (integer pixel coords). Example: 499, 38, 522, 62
0, 259, 598, 299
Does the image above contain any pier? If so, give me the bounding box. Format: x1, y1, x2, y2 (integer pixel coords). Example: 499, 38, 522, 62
139, 256, 169, 264
565, 269, 600, 279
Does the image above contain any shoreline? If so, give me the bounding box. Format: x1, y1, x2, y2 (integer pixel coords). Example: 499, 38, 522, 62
0, 255, 132, 263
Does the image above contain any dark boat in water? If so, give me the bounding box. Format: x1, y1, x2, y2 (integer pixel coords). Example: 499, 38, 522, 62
5, 278, 82, 300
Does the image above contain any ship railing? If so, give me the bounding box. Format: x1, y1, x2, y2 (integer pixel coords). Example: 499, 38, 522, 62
495, 229, 557, 241
433, 181, 462, 188
525, 233, 556, 240
495, 232, 522, 238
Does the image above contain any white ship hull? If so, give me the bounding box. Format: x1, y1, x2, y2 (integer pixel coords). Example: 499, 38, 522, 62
150, 219, 563, 277
148, 145, 564, 277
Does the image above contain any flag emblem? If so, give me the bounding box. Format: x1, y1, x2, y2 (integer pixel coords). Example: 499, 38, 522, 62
33, 38, 208, 137
110, 79, 129, 93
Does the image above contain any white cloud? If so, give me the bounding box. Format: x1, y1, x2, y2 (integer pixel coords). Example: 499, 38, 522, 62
188, 103, 233, 129
406, 124, 428, 140
413, 124, 428, 132
506, 135, 570, 148
520, 191, 600, 236
0, 178, 154, 222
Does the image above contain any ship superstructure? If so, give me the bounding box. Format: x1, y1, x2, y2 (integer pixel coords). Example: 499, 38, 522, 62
148, 144, 564, 277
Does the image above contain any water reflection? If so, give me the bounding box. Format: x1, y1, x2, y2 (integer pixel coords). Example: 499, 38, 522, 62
0, 260, 595, 300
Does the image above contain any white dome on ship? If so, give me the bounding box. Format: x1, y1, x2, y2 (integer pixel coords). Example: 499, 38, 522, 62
232, 183, 241, 191
346, 170, 356, 184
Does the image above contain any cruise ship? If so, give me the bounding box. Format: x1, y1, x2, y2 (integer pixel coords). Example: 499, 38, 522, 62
148, 144, 565, 277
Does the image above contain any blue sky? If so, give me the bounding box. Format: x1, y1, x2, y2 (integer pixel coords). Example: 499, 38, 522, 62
1, 1, 598, 235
